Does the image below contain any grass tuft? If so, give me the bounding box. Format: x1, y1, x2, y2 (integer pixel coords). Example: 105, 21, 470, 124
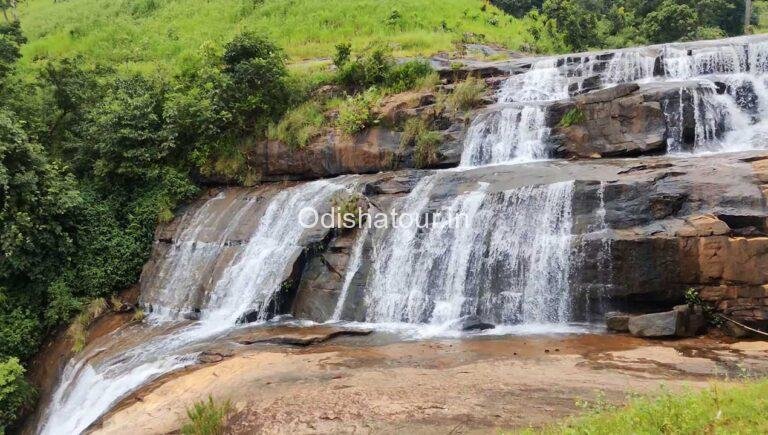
439, 75, 487, 113
400, 117, 442, 168
268, 101, 326, 149
181, 395, 232, 435
524, 380, 768, 434
67, 297, 108, 353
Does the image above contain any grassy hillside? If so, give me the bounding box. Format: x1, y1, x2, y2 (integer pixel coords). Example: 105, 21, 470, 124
18, 0, 535, 73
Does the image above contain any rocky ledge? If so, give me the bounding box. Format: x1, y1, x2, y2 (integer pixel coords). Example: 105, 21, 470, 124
149, 151, 768, 335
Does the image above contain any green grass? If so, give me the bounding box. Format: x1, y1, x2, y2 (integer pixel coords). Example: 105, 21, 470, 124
526, 380, 768, 434
181, 395, 231, 435
17, 0, 535, 74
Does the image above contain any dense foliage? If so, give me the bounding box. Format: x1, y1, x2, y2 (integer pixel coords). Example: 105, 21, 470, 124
0, 22, 298, 429
496, 0, 754, 51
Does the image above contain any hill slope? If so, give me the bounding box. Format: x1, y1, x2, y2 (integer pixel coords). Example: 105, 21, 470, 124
18, 0, 536, 73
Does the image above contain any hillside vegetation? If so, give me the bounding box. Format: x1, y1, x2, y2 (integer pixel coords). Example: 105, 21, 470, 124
18, 0, 536, 73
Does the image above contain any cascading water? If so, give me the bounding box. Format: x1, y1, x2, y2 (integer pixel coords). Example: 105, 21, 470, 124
460, 59, 570, 166
461, 36, 768, 165
38, 179, 348, 435
361, 175, 575, 327
603, 49, 656, 84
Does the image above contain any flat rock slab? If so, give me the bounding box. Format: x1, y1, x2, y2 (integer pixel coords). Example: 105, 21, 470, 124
224, 324, 373, 347
92, 334, 768, 435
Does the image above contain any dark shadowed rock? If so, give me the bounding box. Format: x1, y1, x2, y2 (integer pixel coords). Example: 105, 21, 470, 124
455, 315, 495, 332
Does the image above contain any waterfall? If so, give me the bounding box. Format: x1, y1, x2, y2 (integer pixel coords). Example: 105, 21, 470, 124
38, 179, 348, 435
603, 50, 656, 84
459, 58, 574, 167
362, 176, 575, 326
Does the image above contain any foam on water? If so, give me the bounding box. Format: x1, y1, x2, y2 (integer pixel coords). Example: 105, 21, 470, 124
362, 176, 575, 326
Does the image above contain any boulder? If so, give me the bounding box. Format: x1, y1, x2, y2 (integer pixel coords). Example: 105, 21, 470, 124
673, 304, 707, 337
457, 315, 495, 332
549, 84, 667, 158
628, 310, 683, 337
626, 305, 707, 338
675, 214, 730, 237
605, 312, 630, 332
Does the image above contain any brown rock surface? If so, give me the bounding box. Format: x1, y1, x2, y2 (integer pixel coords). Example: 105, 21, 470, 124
91, 335, 768, 434
549, 84, 667, 158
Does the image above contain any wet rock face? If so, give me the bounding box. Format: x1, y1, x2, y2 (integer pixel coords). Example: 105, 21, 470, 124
146, 152, 768, 331
549, 84, 667, 158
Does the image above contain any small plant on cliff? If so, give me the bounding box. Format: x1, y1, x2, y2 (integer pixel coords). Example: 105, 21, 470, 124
439, 75, 487, 113
68, 298, 108, 353
131, 309, 146, 323
181, 395, 231, 435
685, 287, 722, 327
558, 107, 586, 128
331, 192, 365, 230
400, 118, 442, 168
336, 88, 379, 134
268, 101, 326, 149
414, 130, 442, 168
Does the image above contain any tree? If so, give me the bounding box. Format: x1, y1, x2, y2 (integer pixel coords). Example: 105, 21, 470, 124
219, 32, 289, 133
0, 20, 24, 81
0, 109, 81, 283
642, 0, 698, 43
542, 0, 600, 51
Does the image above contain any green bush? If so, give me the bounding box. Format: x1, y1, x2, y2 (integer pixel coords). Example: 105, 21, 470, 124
336, 88, 379, 134
557, 107, 585, 128
333, 42, 352, 68
542, 0, 600, 51
268, 101, 326, 149
491, 0, 544, 18
181, 396, 231, 435
0, 357, 36, 431
386, 60, 435, 93
440, 75, 487, 113
220, 32, 290, 132
336, 45, 434, 92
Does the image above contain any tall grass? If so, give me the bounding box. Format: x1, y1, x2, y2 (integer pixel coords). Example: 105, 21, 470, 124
526, 380, 768, 434
18, 0, 536, 73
